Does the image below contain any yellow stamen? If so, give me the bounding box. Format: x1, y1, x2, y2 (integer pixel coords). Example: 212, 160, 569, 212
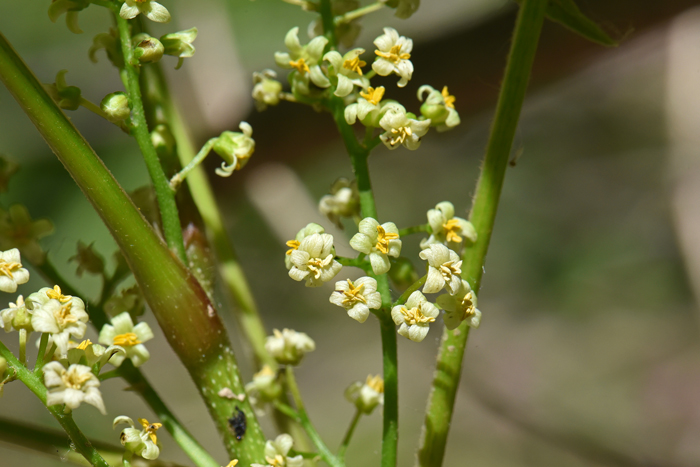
225, 461, 239, 467
387, 126, 412, 147
289, 58, 310, 75
307, 254, 333, 279
113, 332, 141, 347
442, 219, 463, 243
341, 280, 366, 306
365, 374, 384, 393
0, 259, 20, 279
138, 418, 162, 445
285, 240, 300, 256
54, 302, 77, 327
255, 365, 275, 378
77, 339, 92, 350
399, 305, 435, 326
441, 86, 456, 109
375, 225, 399, 254
62, 369, 92, 390
47, 285, 72, 303
461, 291, 476, 320
266, 454, 286, 467
440, 260, 461, 280
359, 86, 385, 106
375, 44, 411, 64
343, 56, 366, 75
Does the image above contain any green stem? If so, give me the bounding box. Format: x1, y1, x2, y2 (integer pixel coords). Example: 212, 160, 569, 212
335, 1, 385, 24
337, 409, 362, 460
114, 14, 187, 263
122, 451, 133, 467
0, 341, 110, 467
392, 274, 426, 307
335, 255, 368, 269
417, 1, 548, 465
319, 0, 337, 49
169, 138, 217, 190
398, 224, 429, 237
18, 329, 26, 365
34, 333, 49, 377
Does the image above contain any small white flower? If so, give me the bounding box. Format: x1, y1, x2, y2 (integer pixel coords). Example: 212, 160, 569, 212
421, 201, 477, 251
391, 291, 439, 342
285, 223, 325, 270
260, 434, 304, 467
345, 374, 384, 414
329, 277, 382, 323
437, 280, 481, 330
419, 244, 463, 295
372, 28, 413, 87
274, 27, 330, 89
319, 179, 359, 228
418, 85, 460, 132
119, 0, 171, 23
323, 48, 368, 97
379, 106, 430, 151
1, 295, 32, 332
213, 122, 255, 177
349, 218, 401, 275
265, 328, 315, 366
114, 416, 162, 460
252, 70, 283, 111
98, 312, 154, 367
288, 233, 342, 287
245, 365, 282, 411
43, 362, 106, 414
0, 248, 29, 293
29, 286, 88, 357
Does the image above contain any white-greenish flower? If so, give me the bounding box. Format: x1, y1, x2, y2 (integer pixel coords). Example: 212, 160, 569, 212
43, 361, 106, 414
274, 27, 330, 89
418, 85, 460, 132
285, 223, 325, 270
119, 0, 170, 23
288, 233, 342, 287
372, 27, 413, 87
329, 277, 382, 323
213, 122, 255, 177
47, 0, 89, 34
419, 244, 462, 295
323, 48, 369, 97
132, 33, 164, 64
344, 86, 385, 125
349, 218, 401, 275
379, 106, 430, 150
437, 279, 481, 330
100, 93, 130, 124
29, 286, 88, 357
256, 434, 304, 467
252, 70, 283, 111
64, 339, 126, 372
98, 312, 153, 367
420, 201, 477, 251
391, 291, 438, 342
245, 365, 282, 411
114, 416, 162, 460
160, 27, 197, 69
265, 328, 315, 366
319, 178, 359, 227
345, 374, 384, 414
0, 248, 29, 293
1, 295, 32, 332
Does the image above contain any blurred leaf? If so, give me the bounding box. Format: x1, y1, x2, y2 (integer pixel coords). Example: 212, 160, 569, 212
0, 156, 19, 193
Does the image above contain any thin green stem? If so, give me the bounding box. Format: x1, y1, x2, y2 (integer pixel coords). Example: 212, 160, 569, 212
398, 224, 429, 237
335, 1, 385, 24
114, 14, 187, 263
169, 138, 217, 190
392, 274, 426, 307
319, 0, 337, 49
335, 255, 368, 269
337, 409, 362, 460
18, 329, 26, 365
34, 333, 49, 377
417, 1, 548, 465
122, 451, 133, 467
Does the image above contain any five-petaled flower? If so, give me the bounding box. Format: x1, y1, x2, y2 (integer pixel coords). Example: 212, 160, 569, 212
114, 416, 162, 460
345, 374, 384, 414
372, 27, 414, 87
329, 276, 382, 323
251, 434, 303, 467
323, 48, 369, 97
344, 87, 404, 128
0, 248, 29, 293
274, 27, 330, 90
436, 279, 481, 330
418, 85, 461, 132
1, 295, 31, 332
43, 361, 106, 414
98, 312, 154, 367
419, 244, 463, 295
391, 291, 439, 342
265, 328, 315, 366
285, 223, 325, 270
379, 106, 430, 150
349, 218, 401, 275
119, 0, 171, 23
420, 201, 477, 251
288, 233, 342, 287
29, 286, 88, 357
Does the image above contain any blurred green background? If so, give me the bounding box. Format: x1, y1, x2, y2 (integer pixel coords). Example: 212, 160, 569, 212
2, 0, 700, 466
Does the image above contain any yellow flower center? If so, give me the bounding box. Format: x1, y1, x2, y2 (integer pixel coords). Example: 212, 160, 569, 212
139, 418, 163, 445
266, 454, 286, 467
460, 291, 476, 320
341, 280, 366, 306
255, 365, 275, 378
441, 86, 456, 109
343, 56, 366, 75
360, 86, 385, 106
77, 339, 92, 350
285, 240, 300, 255
375, 44, 411, 64
225, 461, 239, 467
113, 332, 141, 347
54, 302, 77, 327
0, 259, 21, 279
307, 254, 333, 279
375, 225, 399, 255
289, 58, 310, 75
387, 126, 413, 147
399, 305, 435, 326
47, 285, 72, 303
440, 260, 461, 280
365, 374, 384, 393
442, 219, 463, 243
62, 369, 92, 390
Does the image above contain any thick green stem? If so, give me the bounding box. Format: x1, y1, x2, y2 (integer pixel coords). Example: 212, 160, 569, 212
337, 408, 362, 460
114, 15, 187, 263
416, 1, 548, 465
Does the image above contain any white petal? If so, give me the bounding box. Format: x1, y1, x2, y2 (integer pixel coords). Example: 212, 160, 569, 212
0, 276, 17, 293
347, 303, 370, 323
391, 306, 405, 326
284, 27, 302, 55
334, 74, 354, 97
119, 4, 140, 19
144, 2, 171, 23
369, 253, 390, 275
289, 267, 309, 282
324, 51, 343, 69
372, 59, 394, 77
358, 217, 379, 237
309, 65, 331, 88
423, 267, 445, 294
133, 322, 154, 342
349, 233, 372, 254
408, 324, 430, 342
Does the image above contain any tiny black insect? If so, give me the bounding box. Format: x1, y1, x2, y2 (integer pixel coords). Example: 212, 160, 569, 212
228, 406, 246, 441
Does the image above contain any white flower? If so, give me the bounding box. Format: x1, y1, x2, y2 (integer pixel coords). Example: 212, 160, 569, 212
379, 106, 430, 151
252, 70, 283, 111
29, 286, 88, 357
43, 362, 106, 414
285, 223, 325, 270
419, 244, 462, 295
418, 85, 460, 132
265, 328, 315, 366
329, 277, 382, 323
213, 122, 255, 177
349, 218, 401, 275
114, 416, 162, 460
372, 28, 413, 88
437, 280, 481, 330
274, 27, 330, 89
421, 201, 477, 251
64, 339, 126, 372
245, 365, 282, 411
98, 312, 153, 367
0, 248, 29, 293
391, 291, 439, 342
119, 0, 171, 23
259, 434, 304, 467
288, 233, 342, 287
319, 178, 359, 227
323, 48, 368, 97
1, 295, 32, 332
345, 374, 384, 414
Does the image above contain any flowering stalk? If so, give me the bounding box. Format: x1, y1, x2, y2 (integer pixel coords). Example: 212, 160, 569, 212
417, 0, 548, 465
337, 408, 362, 460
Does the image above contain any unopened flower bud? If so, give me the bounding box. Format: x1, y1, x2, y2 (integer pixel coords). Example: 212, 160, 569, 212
150, 124, 176, 158
252, 70, 283, 111
345, 375, 384, 414
100, 92, 130, 123
132, 34, 164, 64
44, 70, 82, 111
212, 123, 255, 177
160, 27, 197, 69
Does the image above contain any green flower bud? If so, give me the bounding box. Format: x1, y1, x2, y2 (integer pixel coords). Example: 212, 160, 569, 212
100, 92, 130, 123
160, 27, 197, 69
44, 70, 82, 111
132, 34, 164, 64
150, 124, 176, 159
212, 123, 255, 177
252, 70, 283, 111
